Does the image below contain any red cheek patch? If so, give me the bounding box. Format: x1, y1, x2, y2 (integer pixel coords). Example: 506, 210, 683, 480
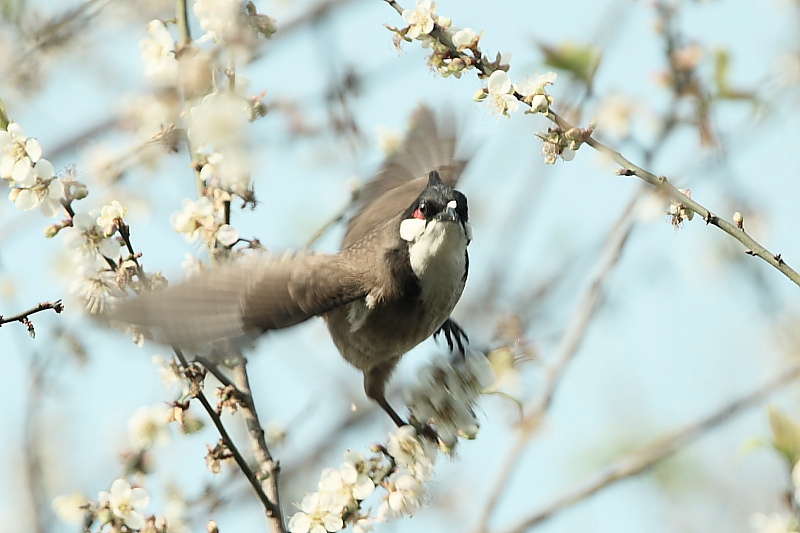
412, 208, 424, 220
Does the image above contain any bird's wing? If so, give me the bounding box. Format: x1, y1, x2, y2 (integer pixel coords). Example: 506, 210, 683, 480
108, 253, 370, 351
344, 105, 468, 248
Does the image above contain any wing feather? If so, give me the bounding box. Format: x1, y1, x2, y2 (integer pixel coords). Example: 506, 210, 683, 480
109, 253, 370, 351
344, 105, 468, 247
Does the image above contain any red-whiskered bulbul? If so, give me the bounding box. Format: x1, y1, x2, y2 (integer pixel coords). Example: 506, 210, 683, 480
110, 106, 472, 426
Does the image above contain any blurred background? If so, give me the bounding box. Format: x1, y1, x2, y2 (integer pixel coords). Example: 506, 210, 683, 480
2, 0, 800, 532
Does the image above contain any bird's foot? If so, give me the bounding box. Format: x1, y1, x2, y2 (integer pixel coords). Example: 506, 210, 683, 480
434, 318, 469, 357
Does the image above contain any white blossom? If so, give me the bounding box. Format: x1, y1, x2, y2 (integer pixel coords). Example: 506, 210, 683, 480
161, 496, 189, 533
748, 512, 797, 533
385, 426, 436, 481
11, 159, 64, 216
171, 197, 216, 242
667, 188, 694, 228
153, 355, 191, 396
140, 20, 178, 86
406, 351, 491, 450
128, 404, 171, 451
451, 28, 477, 50
52, 491, 90, 524
199, 151, 251, 196
514, 72, 557, 114
188, 92, 247, 150
63, 212, 121, 259
595, 93, 636, 139
188, 92, 252, 195
71, 259, 123, 314
0, 122, 42, 184
376, 469, 427, 521
375, 126, 402, 156
486, 70, 519, 117
318, 461, 375, 504
194, 0, 244, 43
181, 253, 205, 278
352, 517, 374, 533
288, 492, 344, 533
98, 479, 150, 530
402, 0, 435, 40
96, 200, 128, 236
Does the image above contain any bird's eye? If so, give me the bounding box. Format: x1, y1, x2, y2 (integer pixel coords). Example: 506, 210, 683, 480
412, 202, 427, 220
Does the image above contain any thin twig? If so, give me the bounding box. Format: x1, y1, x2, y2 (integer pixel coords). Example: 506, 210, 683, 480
383, 0, 800, 290
172, 349, 283, 523
23, 352, 49, 533
475, 189, 642, 531
547, 110, 800, 288
0, 300, 64, 337
500, 363, 800, 533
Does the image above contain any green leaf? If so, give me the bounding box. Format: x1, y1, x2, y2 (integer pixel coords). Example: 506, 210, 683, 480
768, 405, 800, 464
540, 42, 601, 84
0, 98, 8, 130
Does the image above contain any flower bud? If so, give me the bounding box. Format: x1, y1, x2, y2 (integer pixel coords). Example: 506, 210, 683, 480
733, 211, 744, 229
44, 224, 60, 238
473, 88, 487, 102
72, 183, 89, 200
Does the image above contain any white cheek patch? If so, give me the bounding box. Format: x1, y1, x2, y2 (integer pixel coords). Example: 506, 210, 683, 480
447, 200, 457, 210
400, 218, 426, 242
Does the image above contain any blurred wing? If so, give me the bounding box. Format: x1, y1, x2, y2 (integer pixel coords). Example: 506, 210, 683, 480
108, 253, 369, 351
344, 105, 468, 247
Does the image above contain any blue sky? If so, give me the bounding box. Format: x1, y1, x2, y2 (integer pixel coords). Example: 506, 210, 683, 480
2, 0, 800, 532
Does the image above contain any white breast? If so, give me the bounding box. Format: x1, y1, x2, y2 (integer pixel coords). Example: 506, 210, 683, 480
407, 219, 469, 311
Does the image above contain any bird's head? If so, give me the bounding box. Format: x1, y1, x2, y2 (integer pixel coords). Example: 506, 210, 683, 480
399, 170, 472, 245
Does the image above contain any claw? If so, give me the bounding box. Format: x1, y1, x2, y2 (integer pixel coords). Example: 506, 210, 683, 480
434, 318, 469, 356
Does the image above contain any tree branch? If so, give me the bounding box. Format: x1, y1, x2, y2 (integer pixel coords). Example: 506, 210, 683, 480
548, 110, 800, 288
500, 363, 800, 533
0, 300, 64, 338
172, 349, 284, 528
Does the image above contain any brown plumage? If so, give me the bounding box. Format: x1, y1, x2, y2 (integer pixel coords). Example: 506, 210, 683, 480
110, 105, 471, 426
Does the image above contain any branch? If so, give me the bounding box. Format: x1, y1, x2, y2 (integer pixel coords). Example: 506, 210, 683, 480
0, 300, 64, 338
231, 361, 286, 533
172, 349, 284, 528
382, 0, 800, 290
475, 189, 641, 531
500, 363, 800, 533
548, 110, 800, 288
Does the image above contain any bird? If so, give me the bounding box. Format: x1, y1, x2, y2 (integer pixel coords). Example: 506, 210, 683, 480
110, 106, 472, 427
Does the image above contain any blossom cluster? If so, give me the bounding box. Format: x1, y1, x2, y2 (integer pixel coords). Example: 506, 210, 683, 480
0, 123, 64, 216
667, 188, 694, 229
405, 350, 493, 450
0, 0, 278, 315
289, 353, 492, 532
0, 114, 146, 314
394, 0, 558, 117
53, 478, 191, 533
392, 0, 484, 79
171, 195, 240, 250
137, 7, 274, 255
535, 124, 592, 165
288, 429, 435, 533
394, 0, 572, 169
474, 70, 557, 118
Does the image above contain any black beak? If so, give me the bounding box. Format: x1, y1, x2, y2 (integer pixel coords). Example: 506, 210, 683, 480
437, 206, 459, 223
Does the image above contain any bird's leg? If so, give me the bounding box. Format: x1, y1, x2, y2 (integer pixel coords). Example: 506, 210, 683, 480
364, 363, 407, 427
364, 364, 441, 443
434, 318, 469, 356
